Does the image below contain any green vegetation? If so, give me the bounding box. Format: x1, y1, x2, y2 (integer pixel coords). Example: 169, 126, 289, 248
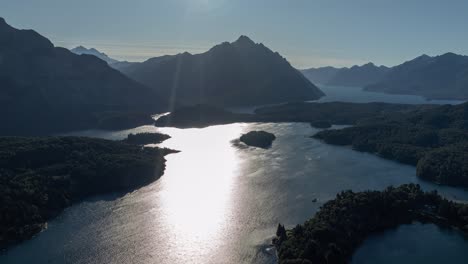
123, 132, 171, 145
0, 137, 176, 249
274, 184, 468, 264
239, 131, 276, 148
314, 103, 468, 187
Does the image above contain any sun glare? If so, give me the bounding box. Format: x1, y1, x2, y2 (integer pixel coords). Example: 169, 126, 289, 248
156, 124, 243, 248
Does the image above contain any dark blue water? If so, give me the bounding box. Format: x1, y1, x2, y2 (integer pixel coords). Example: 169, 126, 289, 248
352, 223, 468, 263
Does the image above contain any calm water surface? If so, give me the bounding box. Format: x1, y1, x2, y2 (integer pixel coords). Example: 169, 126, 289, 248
352, 223, 468, 263
229, 84, 464, 114
317, 84, 465, 105
2, 122, 468, 263
2, 88, 467, 263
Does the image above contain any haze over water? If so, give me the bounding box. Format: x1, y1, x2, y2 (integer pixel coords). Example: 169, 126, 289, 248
1, 88, 468, 263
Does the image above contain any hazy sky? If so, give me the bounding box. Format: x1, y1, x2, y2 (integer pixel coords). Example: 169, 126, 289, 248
3, 0, 468, 68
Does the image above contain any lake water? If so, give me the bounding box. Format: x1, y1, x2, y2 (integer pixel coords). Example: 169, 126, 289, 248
228, 84, 465, 114
2, 86, 468, 263
352, 223, 468, 263
317, 84, 466, 105
2, 122, 468, 264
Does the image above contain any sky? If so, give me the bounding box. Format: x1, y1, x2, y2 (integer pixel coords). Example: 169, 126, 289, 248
3, 0, 468, 68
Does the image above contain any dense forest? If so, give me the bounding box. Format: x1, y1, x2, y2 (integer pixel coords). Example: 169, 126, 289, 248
155, 102, 427, 128
154, 104, 256, 128
0, 137, 177, 249
274, 184, 468, 264
314, 102, 468, 187
123, 132, 171, 145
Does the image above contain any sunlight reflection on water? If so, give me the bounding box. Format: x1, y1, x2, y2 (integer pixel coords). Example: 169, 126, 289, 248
3, 123, 468, 264
156, 125, 242, 253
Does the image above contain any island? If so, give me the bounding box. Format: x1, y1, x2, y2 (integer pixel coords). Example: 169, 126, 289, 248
240, 131, 276, 149
0, 136, 177, 249
274, 184, 468, 264
123, 132, 171, 145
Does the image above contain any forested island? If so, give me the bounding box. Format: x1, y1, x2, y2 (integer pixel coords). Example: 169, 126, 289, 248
239, 131, 276, 148
274, 184, 468, 264
314, 102, 468, 187
123, 132, 171, 145
0, 137, 177, 249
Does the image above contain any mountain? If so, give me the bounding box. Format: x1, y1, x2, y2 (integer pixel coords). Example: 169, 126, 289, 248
70, 46, 118, 64
301, 63, 390, 87
301, 66, 341, 85
118, 36, 324, 108
327, 63, 390, 87
0, 17, 163, 135
365, 53, 468, 100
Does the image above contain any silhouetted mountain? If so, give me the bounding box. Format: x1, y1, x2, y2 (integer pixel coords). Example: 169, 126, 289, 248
119, 36, 324, 108
301, 63, 390, 87
0, 18, 163, 135
301, 66, 341, 84
365, 53, 468, 100
328, 63, 390, 87
70, 46, 118, 64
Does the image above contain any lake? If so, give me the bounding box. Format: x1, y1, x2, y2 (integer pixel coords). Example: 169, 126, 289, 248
1, 87, 467, 263
317, 84, 466, 105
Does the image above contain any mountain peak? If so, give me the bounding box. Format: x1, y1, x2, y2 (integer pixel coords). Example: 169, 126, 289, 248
70, 46, 118, 64
72, 46, 87, 51
416, 54, 431, 60
362, 62, 376, 67
440, 52, 458, 58
0, 17, 12, 30
233, 35, 256, 46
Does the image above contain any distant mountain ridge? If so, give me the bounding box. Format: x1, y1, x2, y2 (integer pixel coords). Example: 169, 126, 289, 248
302, 53, 468, 100
70, 45, 119, 64
301, 63, 390, 87
365, 53, 468, 100
0, 17, 163, 135
118, 35, 324, 107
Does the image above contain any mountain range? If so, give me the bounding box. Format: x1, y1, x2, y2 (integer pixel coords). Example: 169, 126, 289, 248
0, 18, 325, 135
70, 46, 119, 64
117, 36, 324, 107
301, 63, 390, 87
0, 17, 163, 135
302, 53, 468, 100
365, 53, 468, 100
